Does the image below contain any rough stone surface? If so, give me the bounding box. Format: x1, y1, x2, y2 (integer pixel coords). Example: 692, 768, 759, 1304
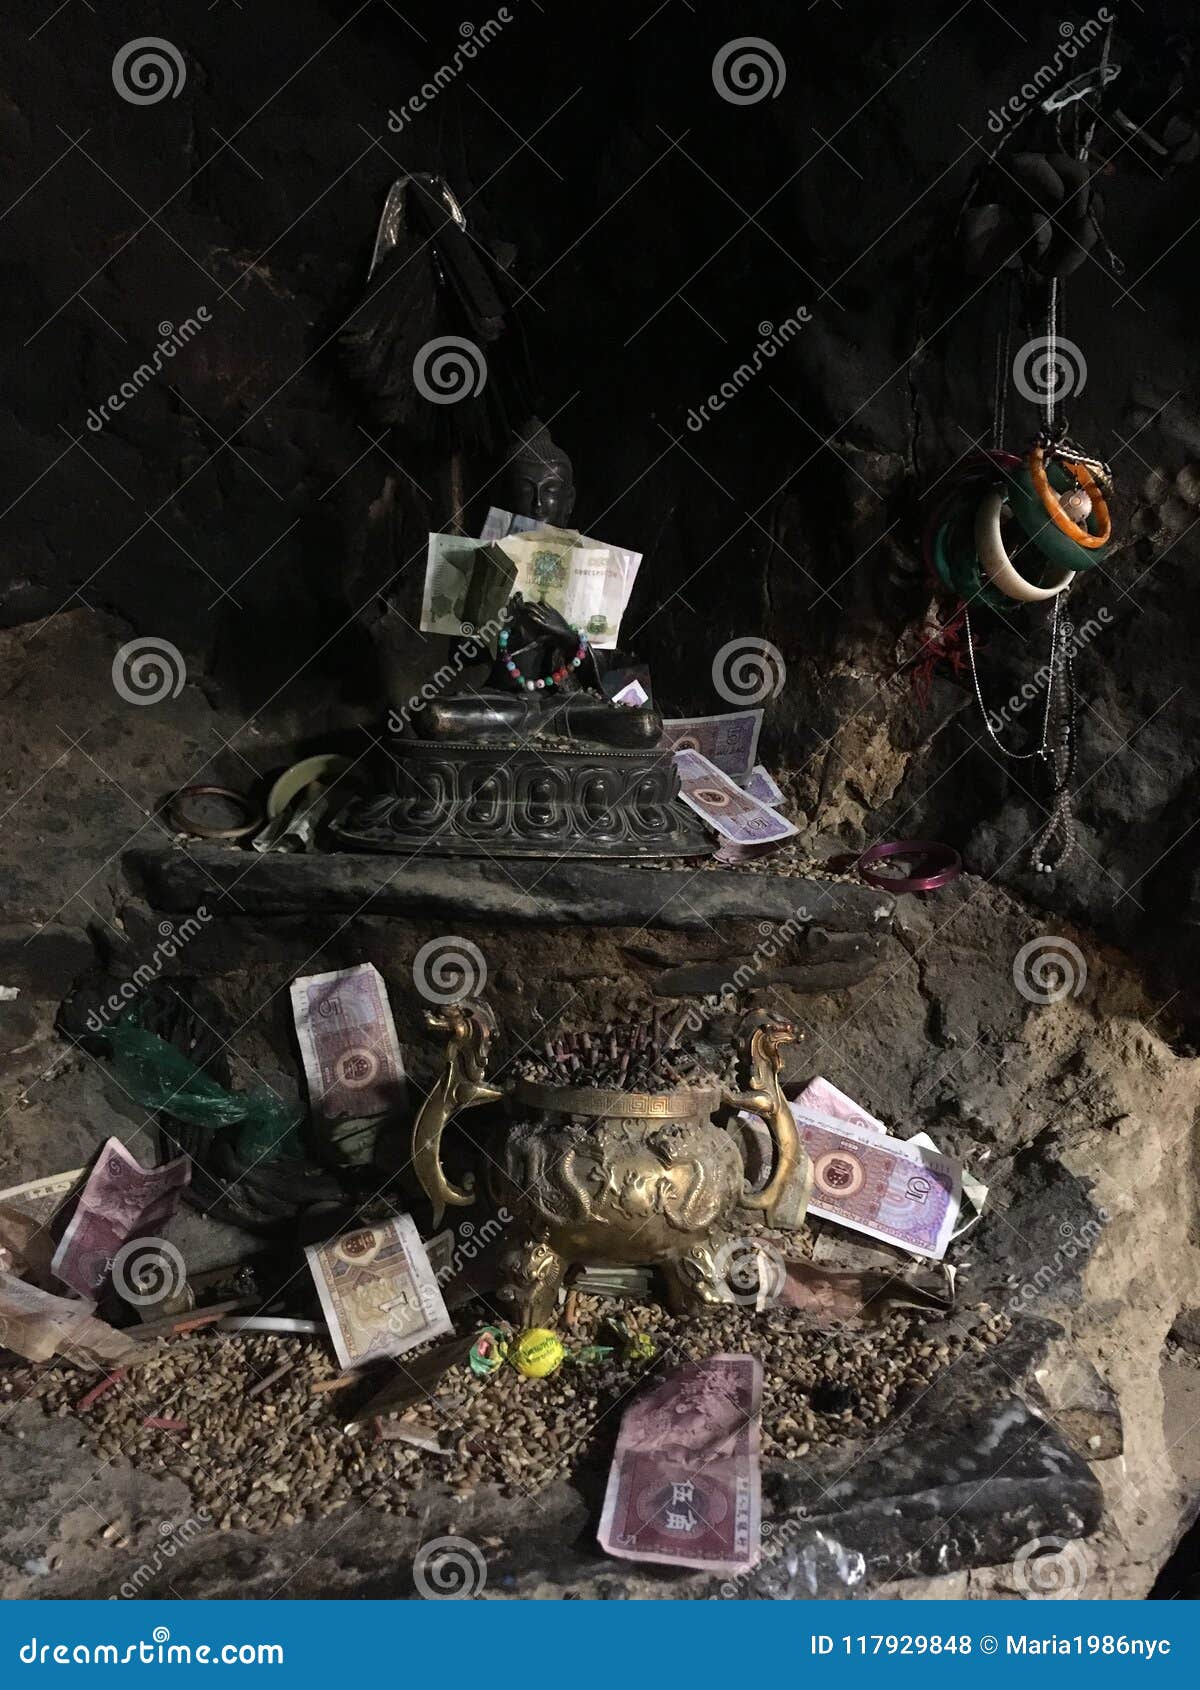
3, 0, 1200, 1605
123, 841, 896, 933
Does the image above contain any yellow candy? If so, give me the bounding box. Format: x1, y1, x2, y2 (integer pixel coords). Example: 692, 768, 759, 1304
624, 1331, 656, 1363
512, 1327, 565, 1379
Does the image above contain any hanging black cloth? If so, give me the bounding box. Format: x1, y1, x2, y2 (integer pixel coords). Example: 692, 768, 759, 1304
339, 173, 530, 460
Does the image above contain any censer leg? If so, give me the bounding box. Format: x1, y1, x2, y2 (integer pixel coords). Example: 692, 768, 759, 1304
497, 1238, 566, 1330
662, 1242, 729, 1316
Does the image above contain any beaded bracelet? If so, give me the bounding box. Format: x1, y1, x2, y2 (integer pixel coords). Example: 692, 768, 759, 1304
498, 625, 588, 691
1028, 445, 1111, 548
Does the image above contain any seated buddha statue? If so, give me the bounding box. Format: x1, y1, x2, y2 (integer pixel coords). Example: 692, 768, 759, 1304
409, 594, 663, 748
508, 415, 576, 526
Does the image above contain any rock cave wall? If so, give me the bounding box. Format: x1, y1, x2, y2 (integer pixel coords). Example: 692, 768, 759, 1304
3, 1, 1200, 984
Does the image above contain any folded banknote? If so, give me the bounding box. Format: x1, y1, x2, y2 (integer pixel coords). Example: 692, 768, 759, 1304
51, 1138, 190, 1300
741, 765, 784, 807
420, 534, 516, 640
790, 1108, 961, 1259
673, 748, 798, 847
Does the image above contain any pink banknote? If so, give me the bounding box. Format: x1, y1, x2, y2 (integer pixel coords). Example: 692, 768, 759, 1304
791, 1108, 961, 1260
795, 1076, 886, 1135
598, 1355, 761, 1575
51, 1138, 190, 1298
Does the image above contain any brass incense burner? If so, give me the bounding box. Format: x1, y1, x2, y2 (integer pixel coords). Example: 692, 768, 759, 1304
411, 1002, 811, 1327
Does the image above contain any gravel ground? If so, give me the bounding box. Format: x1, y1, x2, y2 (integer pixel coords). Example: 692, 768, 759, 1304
12, 1294, 1011, 1536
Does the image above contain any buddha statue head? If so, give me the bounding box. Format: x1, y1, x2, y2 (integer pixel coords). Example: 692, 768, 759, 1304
508, 416, 575, 526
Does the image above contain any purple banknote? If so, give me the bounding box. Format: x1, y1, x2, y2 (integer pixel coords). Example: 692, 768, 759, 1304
791, 1108, 961, 1259
673, 749, 797, 846
290, 963, 407, 1122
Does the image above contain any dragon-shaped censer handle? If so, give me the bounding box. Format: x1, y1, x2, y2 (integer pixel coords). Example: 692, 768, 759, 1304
411, 1000, 503, 1226
722, 1013, 812, 1227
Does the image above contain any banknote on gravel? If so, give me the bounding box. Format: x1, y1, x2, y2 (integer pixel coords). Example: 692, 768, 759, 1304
598, 1354, 761, 1575
306, 1214, 451, 1372
791, 1108, 961, 1259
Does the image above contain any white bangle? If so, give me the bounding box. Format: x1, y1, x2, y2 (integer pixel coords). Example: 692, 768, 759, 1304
974, 488, 1075, 603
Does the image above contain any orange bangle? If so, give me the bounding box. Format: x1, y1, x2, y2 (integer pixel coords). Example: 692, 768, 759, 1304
1028, 445, 1111, 548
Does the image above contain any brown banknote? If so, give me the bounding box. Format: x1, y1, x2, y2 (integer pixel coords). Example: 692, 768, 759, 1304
780, 1258, 955, 1325
306, 1214, 451, 1373
51, 1139, 190, 1300
0, 1167, 84, 1285
598, 1354, 761, 1575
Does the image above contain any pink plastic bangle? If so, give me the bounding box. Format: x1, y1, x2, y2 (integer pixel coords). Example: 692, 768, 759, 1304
856, 839, 962, 893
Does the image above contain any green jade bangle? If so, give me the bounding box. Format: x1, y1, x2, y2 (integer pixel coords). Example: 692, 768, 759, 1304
1003, 460, 1111, 571
933, 502, 1031, 614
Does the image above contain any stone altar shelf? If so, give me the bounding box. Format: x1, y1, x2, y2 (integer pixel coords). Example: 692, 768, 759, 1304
123, 844, 898, 996
125, 844, 894, 926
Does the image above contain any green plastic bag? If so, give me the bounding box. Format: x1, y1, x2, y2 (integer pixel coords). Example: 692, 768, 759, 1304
107, 1020, 305, 1162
